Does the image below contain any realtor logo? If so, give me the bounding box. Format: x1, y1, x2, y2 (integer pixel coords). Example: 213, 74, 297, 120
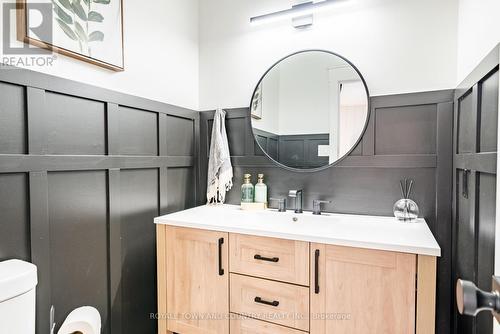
3, 2, 52, 55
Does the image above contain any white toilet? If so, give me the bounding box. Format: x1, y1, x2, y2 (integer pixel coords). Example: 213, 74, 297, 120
0, 259, 101, 334
0, 259, 38, 334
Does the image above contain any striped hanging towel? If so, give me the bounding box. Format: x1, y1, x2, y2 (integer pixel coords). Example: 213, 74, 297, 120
206, 108, 233, 204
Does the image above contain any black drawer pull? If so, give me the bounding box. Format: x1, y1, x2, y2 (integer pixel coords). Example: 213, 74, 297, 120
314, 249, 320, 294
254, 297, 279, 307
218, 238, 224, 276
254, 254, 279, 262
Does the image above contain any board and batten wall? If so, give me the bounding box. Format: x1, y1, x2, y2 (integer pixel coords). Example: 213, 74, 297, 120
452, 46, 499, 334
200, 90, 454, 334
0, 66, 199, 334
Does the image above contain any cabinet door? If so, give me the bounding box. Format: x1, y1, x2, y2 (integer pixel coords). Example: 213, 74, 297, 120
310, 244, 416, 334
166, 226, 229, 334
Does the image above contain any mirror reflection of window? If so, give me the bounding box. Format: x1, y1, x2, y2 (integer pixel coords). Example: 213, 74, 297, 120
338, 81, 368, 160
251, 51, 369, 170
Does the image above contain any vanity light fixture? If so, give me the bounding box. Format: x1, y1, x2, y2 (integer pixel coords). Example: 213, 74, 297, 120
250, 0, 344, 28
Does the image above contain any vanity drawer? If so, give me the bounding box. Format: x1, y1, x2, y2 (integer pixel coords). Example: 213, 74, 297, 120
230, 315, 306, 334
229, 233, 309, 285
230, 274, 309, 331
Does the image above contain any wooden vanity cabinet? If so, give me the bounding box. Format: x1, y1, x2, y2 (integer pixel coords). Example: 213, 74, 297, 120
310, 244, 417, 334
158, 225, 229, 334
157, 225, 437, 334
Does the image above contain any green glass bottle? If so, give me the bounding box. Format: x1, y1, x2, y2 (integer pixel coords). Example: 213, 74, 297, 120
241, 174, 254, 203
254, 174, 268, 204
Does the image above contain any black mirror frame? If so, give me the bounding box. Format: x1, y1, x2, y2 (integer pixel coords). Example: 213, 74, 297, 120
248, 49, 371, 173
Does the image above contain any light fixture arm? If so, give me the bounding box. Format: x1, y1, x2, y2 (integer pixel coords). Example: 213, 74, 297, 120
250, 0, 343, 26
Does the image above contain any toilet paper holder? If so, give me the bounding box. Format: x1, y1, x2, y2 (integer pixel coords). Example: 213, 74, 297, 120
50, 304, 100, 334
50, 305, 55, 334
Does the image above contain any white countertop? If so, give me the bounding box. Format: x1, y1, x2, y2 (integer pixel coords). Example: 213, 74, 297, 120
154, 205, 441, 257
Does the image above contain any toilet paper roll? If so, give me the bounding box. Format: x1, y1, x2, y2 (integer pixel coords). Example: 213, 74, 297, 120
57, 306, 101, 334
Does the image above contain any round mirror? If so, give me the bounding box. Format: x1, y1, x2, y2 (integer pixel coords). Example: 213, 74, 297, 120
250, 50, 370, 171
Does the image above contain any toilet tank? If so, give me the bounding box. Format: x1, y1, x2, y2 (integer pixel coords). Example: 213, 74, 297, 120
0, 260, 38, 334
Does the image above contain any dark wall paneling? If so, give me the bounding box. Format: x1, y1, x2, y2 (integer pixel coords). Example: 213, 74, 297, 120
0, 65, 199, 334
278, 134, 329, 168
349, 140, 363, 156
45, 92, 106, 155
107, 168, 122, 334
253, 128, 278, 159
479, 69, 499, 153
199, 89, 454, 334
224, 166, 436, 217
457, 88, 477, 154
165, 167, 196, 213
0, 173, 30, 261
452, 51, 498, 334
435, 100, 454, 334
119, 168, 159, 334
268, 138, 278, 159
226, 117, 247, 156
454, 169, 475, 334
476, 172, 496, 334
375, 104, 437, 155
117, 106, 158, 156
29, 171, 51, 334
280, 138, 305, 166
166, 115, 195, 156
47, 170, 110, 333
255, 134, 268, 156
27, 88, 48, 155
0, 82, 26, 154
455, 170, 474, 280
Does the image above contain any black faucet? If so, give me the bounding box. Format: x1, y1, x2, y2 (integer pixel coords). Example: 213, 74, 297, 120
312, 200, 332, 215
288, 189, 303, 213
270, 198, 287, 212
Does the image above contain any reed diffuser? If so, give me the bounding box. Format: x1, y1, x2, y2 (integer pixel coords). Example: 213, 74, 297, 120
393, 178, 419, 222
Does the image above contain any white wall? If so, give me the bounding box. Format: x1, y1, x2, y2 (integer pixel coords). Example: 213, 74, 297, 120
277, 52, 332, 135
0, 0, 199, 110
457, 0, 500, 84
199, 0, 458, 110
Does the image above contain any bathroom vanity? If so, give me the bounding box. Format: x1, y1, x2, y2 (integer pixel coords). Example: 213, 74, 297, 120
155, 205, 440, 334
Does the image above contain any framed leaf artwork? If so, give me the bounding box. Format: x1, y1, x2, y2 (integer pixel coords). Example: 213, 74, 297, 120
17, 0, 124, 71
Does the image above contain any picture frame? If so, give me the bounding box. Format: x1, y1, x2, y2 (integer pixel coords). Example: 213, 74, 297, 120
17, 0, 125, 71
251, 82, 263, 119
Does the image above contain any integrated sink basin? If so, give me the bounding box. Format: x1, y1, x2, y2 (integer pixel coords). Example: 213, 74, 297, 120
154, 204, 440, 256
